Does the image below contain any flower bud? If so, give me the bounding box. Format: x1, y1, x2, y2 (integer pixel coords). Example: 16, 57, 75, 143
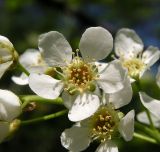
0, 35, 19, 78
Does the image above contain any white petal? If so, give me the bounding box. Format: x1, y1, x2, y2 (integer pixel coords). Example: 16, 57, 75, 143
115, 28, 143, 59
0, 89, 21, 121
62, 91, 77, 109
68, 93, 100, 122
38, 31, 72, 67
156, 66, 160, 88
95, 62, 108, 74
142, 46, 160, 67
79, 27, 113, 61
29, 73, 64, 99
0, 36, 14, 50
0, 61, 13, 79
119, 110, 135, 141
61, 126, 91, 152
97, 60, 127, 93
137, 111, 160, 128
19, 49, 44, 67
12, 66, 47, 86
139, 92, 160, 118
0, 122, 10, 143
12, 73, 28, 85
109, 77, 132, 109
96, 141, 118, 152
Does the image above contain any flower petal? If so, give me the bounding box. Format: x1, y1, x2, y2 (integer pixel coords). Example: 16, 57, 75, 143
62, 91, 77, 109
142, 46, 160, 67
79, 27, 113, 61
119, 110, 135, 141
109, 77, 132, 109
0, 89, 21, 121
29, 73, 64, 99
96, 141, 118, 152
137, 111, 160, 128
0, 61, 13, 79
95, 62, 108, 74
139, 92, 160, 118
39, 31, 72, 67
0, 122, 10, 143
19, 49, 44, 67
68, 93, 100, 122
156, 66, 160, 88
61, 126, 91, 152
12, 73, 28, 85
97, 60, 127, 93
12, 66, 47, 86
115, 28, 143, 59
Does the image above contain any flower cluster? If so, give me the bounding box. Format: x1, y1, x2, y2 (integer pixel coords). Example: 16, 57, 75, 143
0, 26, 160, 152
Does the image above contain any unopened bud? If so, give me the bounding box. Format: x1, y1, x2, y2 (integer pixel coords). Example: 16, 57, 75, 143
0, 35, 19, 78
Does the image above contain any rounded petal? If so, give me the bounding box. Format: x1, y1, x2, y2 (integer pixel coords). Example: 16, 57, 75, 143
156, 66, 160, 88
96, 141, 118, 152
97, 60, 127, 93
19, 49, 44, 67
109, 77, 132, 109
68, 93, 100, 122
142, 46, 160, 67
38, 31, 72, 67
29, 73, 64, 99
137, 111, 160, 128
0, 61, 13, 79
61, 126, 91, 151
115, 28, 143, 59
139, 92, 160, 118
0, 89, 21, 121
0, 122, 10, 143
79, 27, 113, 61
119, 110, 135, 141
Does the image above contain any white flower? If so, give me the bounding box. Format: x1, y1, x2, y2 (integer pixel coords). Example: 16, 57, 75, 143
12, 49, 47, 85
29, 27, 127, 121
115, 28, 160, 81
0, 89, 21, 143
0, 36, 18, 79
156, 65, 160, 88
61, 98, 135, 152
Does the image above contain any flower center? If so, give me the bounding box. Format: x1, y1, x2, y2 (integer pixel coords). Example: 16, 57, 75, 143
122, 58, 145, 78
64, 57, 97, 93
89, 106, 119, 142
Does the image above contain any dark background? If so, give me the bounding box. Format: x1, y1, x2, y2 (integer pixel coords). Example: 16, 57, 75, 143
0, 0, 160, 151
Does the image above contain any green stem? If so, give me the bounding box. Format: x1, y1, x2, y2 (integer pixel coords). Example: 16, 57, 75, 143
17, 62, 30, 76
20, 95, 63, 108
145, 109, 156, 130
133, 132, 158, 144
135, 122, 160, 143
21, 109, 67, 125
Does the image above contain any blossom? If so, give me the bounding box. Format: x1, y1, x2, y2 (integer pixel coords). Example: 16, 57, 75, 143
12, 49, 47, 85
0, 36, 18, 79
114, 28, 160, 81
61, 92, 135, 152
29, 27, 127, 121
0, 89, 21, 143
